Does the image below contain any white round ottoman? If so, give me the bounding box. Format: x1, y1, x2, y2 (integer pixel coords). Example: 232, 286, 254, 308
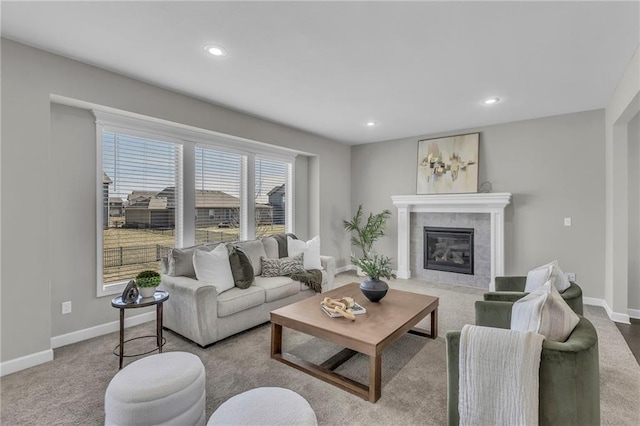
105, 352, 206, 426
207, 387, 317, 426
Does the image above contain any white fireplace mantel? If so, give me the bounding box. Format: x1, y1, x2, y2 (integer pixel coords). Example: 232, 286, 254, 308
391, 193, 512, 290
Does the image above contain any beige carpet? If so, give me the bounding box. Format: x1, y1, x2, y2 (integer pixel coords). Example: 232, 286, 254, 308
1, 272, 639, 425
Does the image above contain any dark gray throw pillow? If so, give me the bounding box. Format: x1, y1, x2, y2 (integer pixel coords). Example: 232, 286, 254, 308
229, 247, 254, 289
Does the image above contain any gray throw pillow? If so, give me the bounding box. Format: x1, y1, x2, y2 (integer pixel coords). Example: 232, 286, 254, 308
229, 247, 254, 289
168, 245, 212, 278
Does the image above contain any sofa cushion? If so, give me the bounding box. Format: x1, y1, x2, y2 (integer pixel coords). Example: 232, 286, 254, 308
262, 237, 279, 259
217, 286, 266, 318
253, 276, 300, 302
168, 245, 213, 278
234, 240, 268, 276
511, 281, 580, 342
193, 244, 235, 295
288, 235, 322, 270
228, 247, 254, 289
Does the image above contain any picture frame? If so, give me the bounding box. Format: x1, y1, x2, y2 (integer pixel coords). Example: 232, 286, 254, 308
416, 133, 479, 194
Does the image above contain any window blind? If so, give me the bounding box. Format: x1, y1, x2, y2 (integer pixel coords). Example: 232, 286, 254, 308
194, 146, 242, 244
102, 131, 180, 284
255, 157, 288, 238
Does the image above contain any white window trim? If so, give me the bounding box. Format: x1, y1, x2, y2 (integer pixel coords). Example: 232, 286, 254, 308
93, 110, 297, 297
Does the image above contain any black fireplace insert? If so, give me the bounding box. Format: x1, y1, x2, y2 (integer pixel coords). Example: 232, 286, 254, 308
424, 227, 474, 275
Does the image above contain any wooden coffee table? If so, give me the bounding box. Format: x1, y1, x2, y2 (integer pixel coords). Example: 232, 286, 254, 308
270, 282, 438, 402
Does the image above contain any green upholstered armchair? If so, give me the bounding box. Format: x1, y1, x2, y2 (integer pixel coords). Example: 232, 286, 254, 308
483, 276, 583, 315
446, 300, 600, 426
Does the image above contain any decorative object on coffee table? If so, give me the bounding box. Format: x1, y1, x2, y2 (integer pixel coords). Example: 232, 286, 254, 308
417, 132, 479, 194
135, 270, 161, 298
355, 254, 396, 302
343, 204, 396, 301
320, 297, 357, 320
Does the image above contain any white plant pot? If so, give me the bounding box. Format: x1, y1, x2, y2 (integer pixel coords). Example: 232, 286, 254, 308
139, 287, 157, 298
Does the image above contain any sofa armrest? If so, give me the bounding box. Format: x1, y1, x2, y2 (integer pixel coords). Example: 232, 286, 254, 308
320, 255, 336, 291
494, 276, 526, 292
158, 275, 219, 346
474, 300, 513, 329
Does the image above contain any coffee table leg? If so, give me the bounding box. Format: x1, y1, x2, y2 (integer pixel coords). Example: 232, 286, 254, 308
271, 323, 283, 357
369, 354, 382, 402
119, 308, 125, 369
431, 307, 438, 339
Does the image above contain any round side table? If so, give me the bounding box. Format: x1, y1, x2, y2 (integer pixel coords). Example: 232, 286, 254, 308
111, 290, 169, 369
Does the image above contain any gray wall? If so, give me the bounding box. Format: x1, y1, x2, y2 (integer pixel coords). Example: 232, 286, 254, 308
1, 39, 351, 362
351, 110, 606, 299
628, 112, 640, 311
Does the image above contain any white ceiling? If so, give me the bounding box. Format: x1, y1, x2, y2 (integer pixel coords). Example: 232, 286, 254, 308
2, 1, 639, 145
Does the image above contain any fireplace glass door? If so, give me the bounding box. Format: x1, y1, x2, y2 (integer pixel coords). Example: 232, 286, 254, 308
424, 227, 474, 275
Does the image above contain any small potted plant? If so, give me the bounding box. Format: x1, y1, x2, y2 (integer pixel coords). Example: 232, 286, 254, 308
136, 270, 161, 298
352, 253, 397, 302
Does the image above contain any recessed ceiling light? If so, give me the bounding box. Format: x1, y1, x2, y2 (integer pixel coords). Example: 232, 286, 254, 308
204, 44, 228, 57
366, 121, 378, 127
484, 97, 500, 105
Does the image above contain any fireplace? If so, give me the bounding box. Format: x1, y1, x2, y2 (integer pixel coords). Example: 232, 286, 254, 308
424, 227, 474, 275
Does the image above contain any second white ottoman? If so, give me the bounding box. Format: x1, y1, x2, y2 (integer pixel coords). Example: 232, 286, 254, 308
105, 352, 206, 426
207, 387, 317, 426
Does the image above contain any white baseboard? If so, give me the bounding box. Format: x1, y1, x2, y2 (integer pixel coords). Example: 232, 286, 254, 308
336, 264, 356, 274
0, 349, 54, 377
51, 311, 156, 349
628, 308, 640, 320
583, 297, 631, 324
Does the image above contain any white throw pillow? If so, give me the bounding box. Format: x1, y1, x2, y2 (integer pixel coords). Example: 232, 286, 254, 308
524, 260, 571, 293
193, 243, 235, 294
511, 281, 580, 342
287, 235, 322, 270
553, 263, 571, 292
524, 261, 555, 292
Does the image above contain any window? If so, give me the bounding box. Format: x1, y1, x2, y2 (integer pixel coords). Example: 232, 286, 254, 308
96, 111, 295, 296
195, 147, 242, 244
101, 131, 181, 286
255, 157, 290, 238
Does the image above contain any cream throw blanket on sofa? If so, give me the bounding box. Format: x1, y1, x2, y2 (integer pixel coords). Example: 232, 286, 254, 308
459, 324, 544, 426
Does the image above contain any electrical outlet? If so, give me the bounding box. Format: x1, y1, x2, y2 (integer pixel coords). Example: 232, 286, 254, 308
565, 272, 576, 282
564, 217, 572, 226
62, 301, 72, 315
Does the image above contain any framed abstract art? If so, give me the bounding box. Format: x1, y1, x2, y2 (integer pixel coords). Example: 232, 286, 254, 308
416, 133, 479, 194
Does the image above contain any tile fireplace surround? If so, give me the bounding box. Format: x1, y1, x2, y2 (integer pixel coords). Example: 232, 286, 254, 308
391, 193, 512, 291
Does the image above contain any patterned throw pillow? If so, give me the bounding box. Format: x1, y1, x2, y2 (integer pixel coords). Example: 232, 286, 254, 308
260, 254, 305, 277
261, 257, 282, 277
280, 254, 305, 275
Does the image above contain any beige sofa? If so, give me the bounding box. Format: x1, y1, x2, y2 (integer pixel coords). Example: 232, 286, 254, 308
159, 236, 335, 347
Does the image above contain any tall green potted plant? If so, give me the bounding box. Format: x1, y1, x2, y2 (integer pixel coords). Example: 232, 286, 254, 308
343, 205, 395, 302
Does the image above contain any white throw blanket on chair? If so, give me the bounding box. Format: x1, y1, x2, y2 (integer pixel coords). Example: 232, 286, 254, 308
459, 324, 544, 426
